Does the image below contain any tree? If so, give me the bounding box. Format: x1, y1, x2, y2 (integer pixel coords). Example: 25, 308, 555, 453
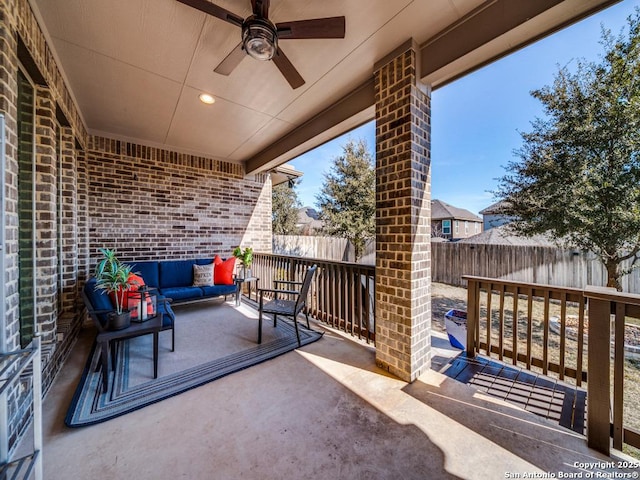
431, 222, 447, 240
316, 139, 375, 261
495, 12, 640, 290
272, 182, 301, 235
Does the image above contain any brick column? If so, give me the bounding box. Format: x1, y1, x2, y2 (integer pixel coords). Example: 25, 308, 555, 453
76, 148, 90, 296
57, 126, 80, 340
34, 86, 57, 345
374, 39, 432, 382
0, 1, 20, 351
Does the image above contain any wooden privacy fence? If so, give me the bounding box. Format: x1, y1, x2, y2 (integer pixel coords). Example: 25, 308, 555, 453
252, 253, 375, 342
275, 235, 640, 292
273, 235, 376, 265
434, 242, 640, 292
273, 235, 349, 262
465, 275, 640, 455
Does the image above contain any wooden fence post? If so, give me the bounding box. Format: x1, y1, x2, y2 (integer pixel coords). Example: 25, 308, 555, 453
466, 278, 478, 358
584, 286, 613, 455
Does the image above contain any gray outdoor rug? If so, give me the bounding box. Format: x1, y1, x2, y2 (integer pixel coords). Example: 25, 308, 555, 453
65, 300, 323, 427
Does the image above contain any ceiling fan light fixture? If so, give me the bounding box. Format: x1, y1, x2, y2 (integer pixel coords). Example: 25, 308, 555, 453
242, 17, 278, 61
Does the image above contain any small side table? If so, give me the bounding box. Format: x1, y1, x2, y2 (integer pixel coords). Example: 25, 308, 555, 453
234, 276, 259, 306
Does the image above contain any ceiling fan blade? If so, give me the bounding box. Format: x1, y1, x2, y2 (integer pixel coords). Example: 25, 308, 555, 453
276, 17, 345, 39
251, 0, 270, 19
272, 47, 305, 89
176, 0, 243, 28
214, 42, 246, 75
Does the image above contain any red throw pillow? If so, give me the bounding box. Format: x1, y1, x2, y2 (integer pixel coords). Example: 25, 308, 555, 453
109, 273, 151, 319
213, 255, 223, 266
109, 273, 143, 306
128, 273, 145, 290
214, 257, 236, 285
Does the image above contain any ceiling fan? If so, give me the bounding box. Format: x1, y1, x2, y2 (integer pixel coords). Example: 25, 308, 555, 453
177, 0, 346, 89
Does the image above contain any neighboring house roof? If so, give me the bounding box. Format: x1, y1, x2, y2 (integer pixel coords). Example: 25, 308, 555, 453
457, 225, 555, 246
431, 199, 481, 222
479, 200, 510, 215
298, 207, 319, 221
297, 207, 323, 231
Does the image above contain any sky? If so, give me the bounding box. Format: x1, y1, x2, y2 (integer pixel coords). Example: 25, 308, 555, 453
288, 0, 640, 215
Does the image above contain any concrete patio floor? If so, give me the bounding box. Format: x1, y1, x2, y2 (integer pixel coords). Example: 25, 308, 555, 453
19, 304, 632, 479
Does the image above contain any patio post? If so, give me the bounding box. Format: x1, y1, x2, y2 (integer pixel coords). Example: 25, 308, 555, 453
373, 39, 432, 382
57, 125, 81, 341
34, 85, 58, 345
584, 286, 613, 455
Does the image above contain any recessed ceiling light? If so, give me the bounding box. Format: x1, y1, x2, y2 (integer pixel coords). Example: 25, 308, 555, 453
199, 93, 215, 104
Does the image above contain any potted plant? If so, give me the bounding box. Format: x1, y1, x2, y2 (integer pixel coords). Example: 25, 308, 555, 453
94, 248, 134, 330
233, 246, 253, 279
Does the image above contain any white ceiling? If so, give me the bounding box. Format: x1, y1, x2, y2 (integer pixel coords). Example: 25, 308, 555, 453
29, 0, 619, 172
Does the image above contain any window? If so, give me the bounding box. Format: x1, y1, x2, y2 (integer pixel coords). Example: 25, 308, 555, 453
475, 222, 479, 233
454, 220, 459, 234
442, 219, 451, 235
465, 221, 469, 234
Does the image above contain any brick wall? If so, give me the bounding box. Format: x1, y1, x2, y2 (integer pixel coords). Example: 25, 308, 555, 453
1, 1, 22, 446
2, 0, 88, 388
58, 126, 79, 324
53, 126, 83, 381
374, 40, 432, 382
0, 0, 274, 456
86, 137, 272, 265
77, 148, 90, 292
34, 86, 57, 345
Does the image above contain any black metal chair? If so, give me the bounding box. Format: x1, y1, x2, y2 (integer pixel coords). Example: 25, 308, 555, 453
82, 278, 175, 393
257, 265, 317, 347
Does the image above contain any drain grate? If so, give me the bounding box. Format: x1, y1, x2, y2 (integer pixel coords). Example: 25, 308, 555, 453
441, 355, 587, 434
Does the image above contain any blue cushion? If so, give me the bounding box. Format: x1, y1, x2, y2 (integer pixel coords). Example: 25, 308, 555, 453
159, 286, 203, 302
159, 260, 198, 288
200, 284, 237, 297
196, 258, 214, 266
84, 278, 114, 325
84, 278, 114, 310
128, 261, 160, 288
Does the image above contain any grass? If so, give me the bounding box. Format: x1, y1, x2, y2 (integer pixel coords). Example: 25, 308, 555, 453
431, 282, 640, 457
627, 316, 640, 327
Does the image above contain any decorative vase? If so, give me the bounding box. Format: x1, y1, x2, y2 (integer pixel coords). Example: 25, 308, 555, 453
243, 266, 252, 279
107, 310, 131, 331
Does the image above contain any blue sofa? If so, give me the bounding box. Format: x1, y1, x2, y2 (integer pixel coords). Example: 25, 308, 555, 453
127, 258, 238, 304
